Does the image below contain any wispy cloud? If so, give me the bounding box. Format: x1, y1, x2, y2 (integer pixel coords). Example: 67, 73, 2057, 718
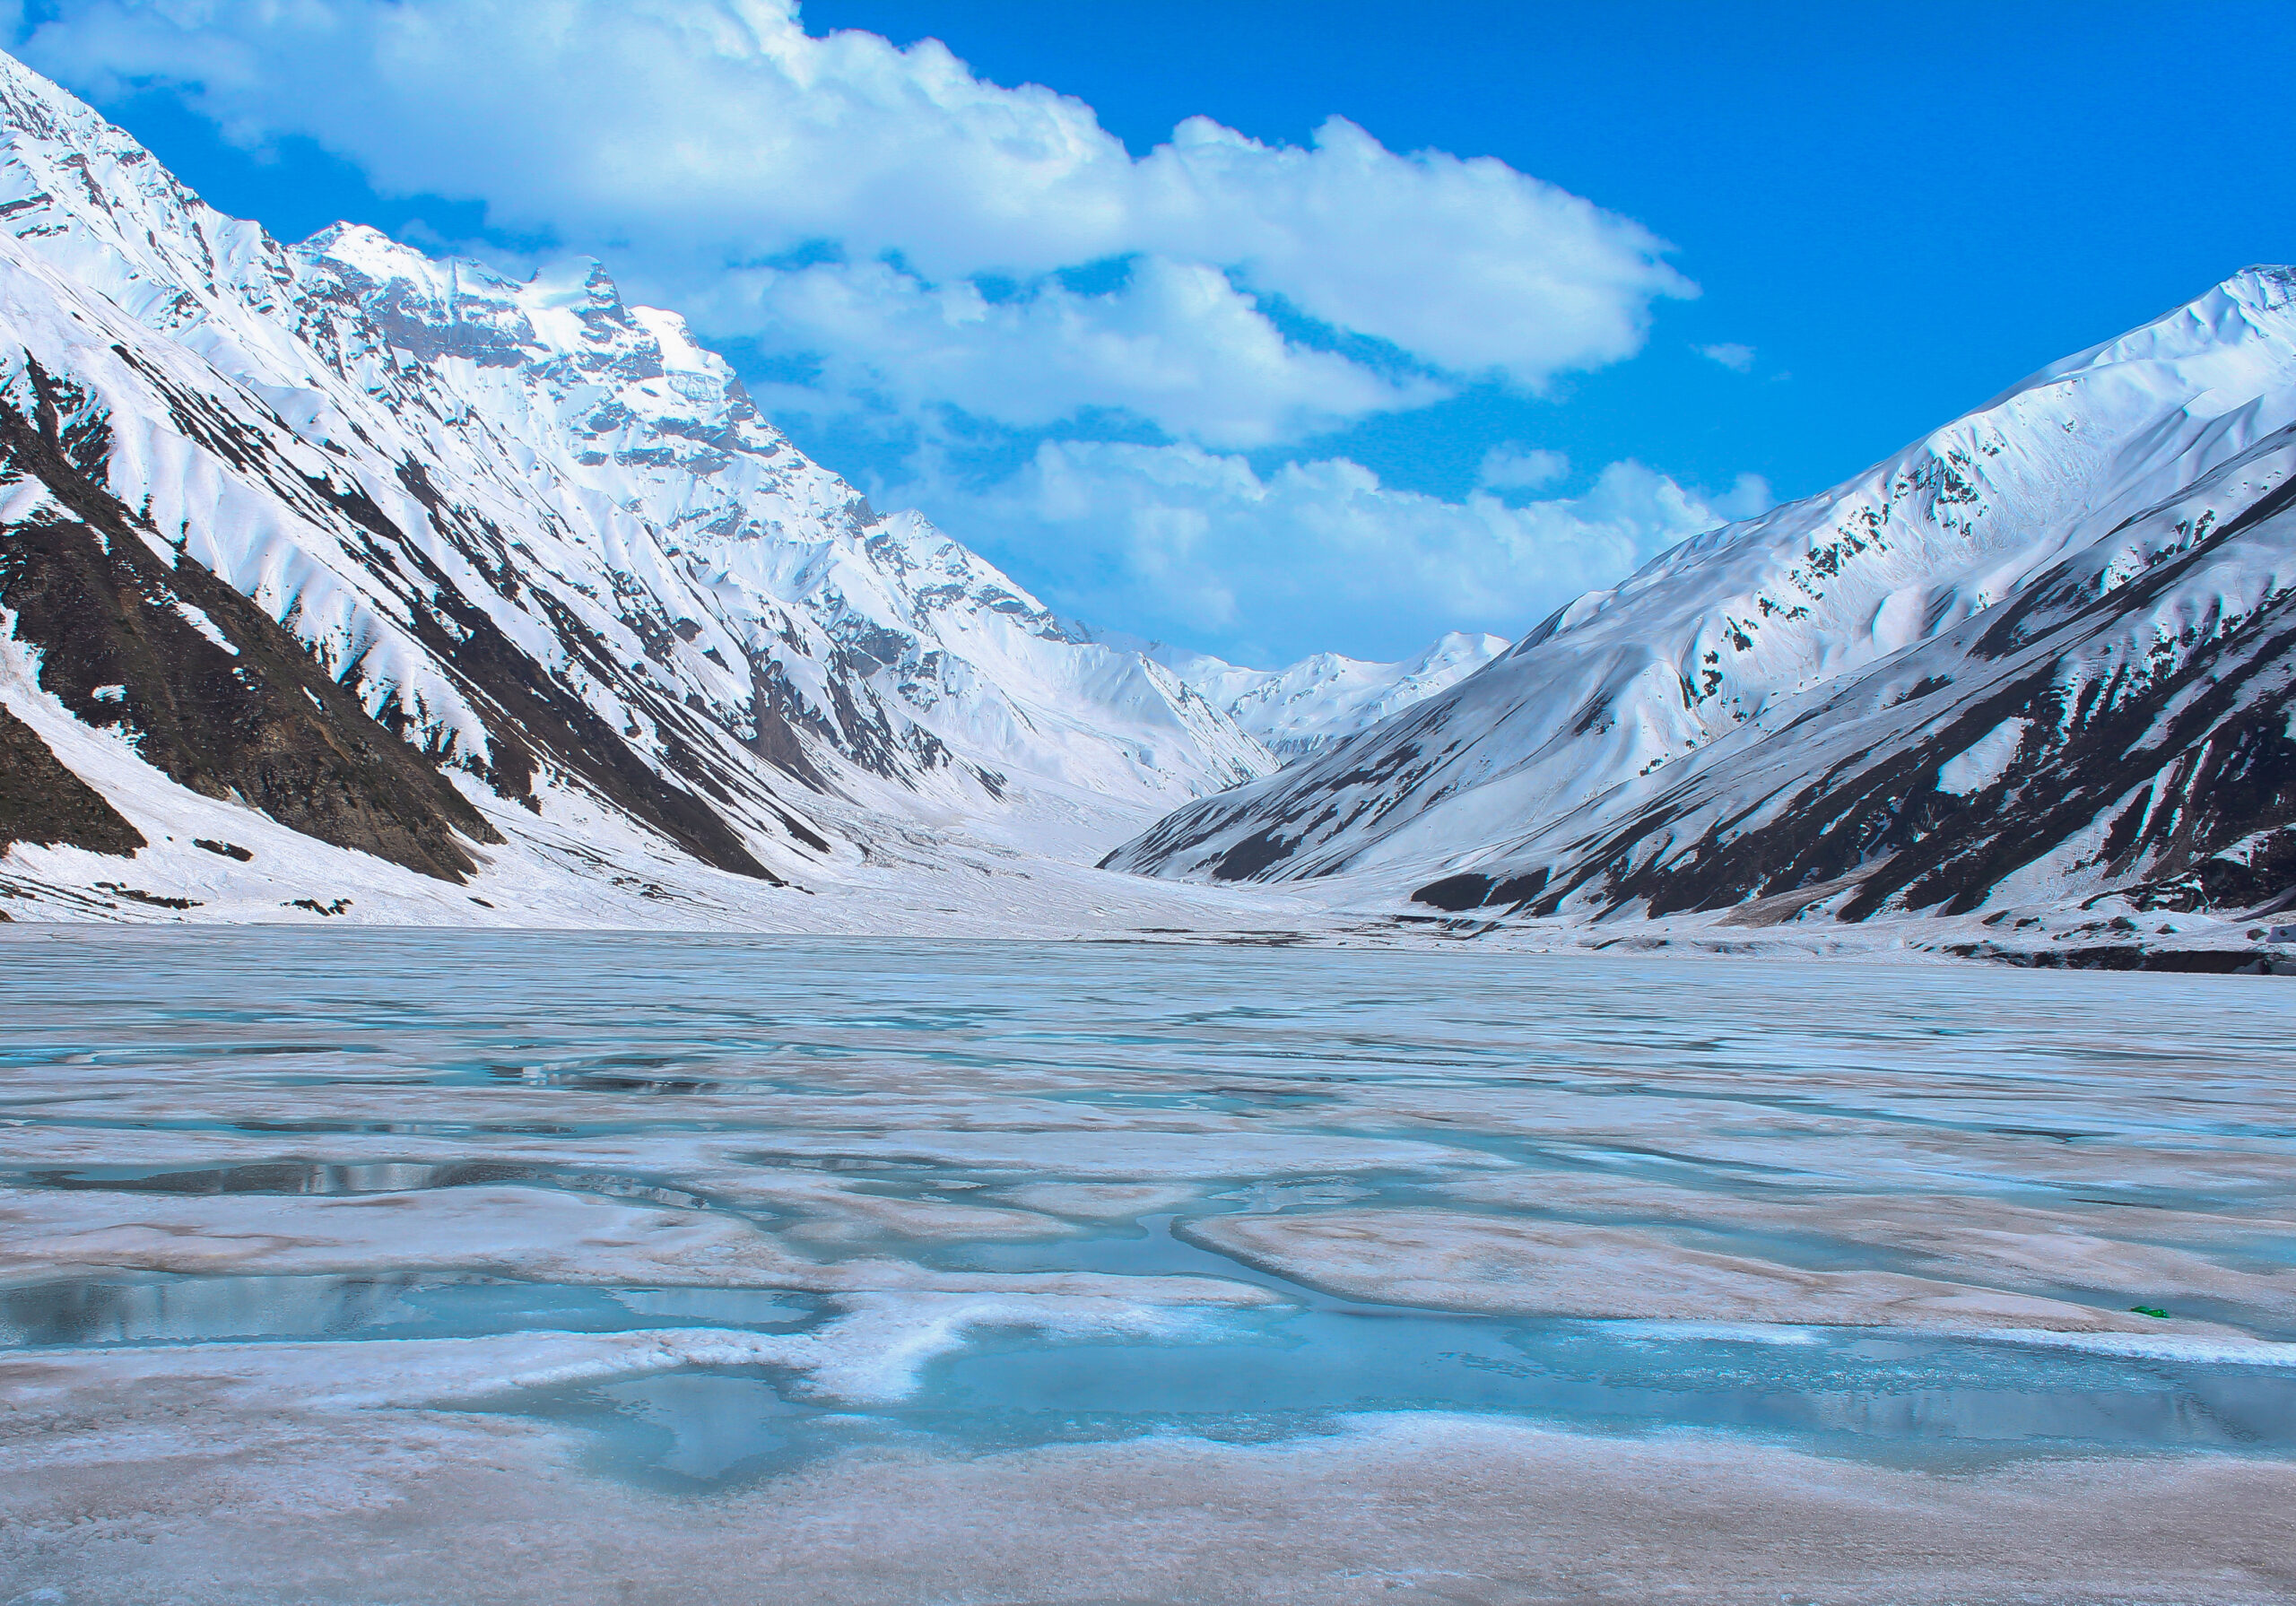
1476, 444, 1570, 492
1696, 342, 1755, 372
894, 442, 1772, 664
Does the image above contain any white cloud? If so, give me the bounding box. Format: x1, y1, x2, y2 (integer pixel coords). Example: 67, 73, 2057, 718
691, 253, 1440, 449
22, 0, 1691, 445
1477, 444, 1570, 491
1696, 342, 1755, 372
893, 441, 1771, 664
12, 1, 1776, 664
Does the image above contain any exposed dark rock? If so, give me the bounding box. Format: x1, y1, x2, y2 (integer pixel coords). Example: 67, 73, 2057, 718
1212, 829, 1296, 881
1105, 734, 1432, 879
1946, 942, 2293, 976
320, 459, 780, 881
1409, 867, 1552, 912
0, 703, 144, 857
0, 361, 495, 882
1411, 872, 1492, 911
1512, 476, 2296, 925
94, 881, 196, 908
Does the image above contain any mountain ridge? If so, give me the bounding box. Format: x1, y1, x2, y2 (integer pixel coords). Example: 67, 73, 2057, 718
0, 48, 1315, 931
1144, 631, 1510, 763
10, 37, 2294, 954
1109, 265, 2296, 938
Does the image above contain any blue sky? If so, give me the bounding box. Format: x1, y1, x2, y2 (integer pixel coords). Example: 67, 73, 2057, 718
13, 1, 2295, 665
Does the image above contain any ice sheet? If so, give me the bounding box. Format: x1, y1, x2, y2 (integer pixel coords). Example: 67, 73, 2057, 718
4, 930, 2295, 1602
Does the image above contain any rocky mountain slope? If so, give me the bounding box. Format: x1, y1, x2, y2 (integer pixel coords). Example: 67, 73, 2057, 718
1110, 267, 2296, 933
1150, 632, 1509, 763
0, 49, 1278, 927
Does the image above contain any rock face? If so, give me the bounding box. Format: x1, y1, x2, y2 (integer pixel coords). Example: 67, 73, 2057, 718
0, 49, 1269, 914
0, 702, 143, 861
1111, 269, 2296, 924
0, 355, 502, 882
1153, 633, 1510, 763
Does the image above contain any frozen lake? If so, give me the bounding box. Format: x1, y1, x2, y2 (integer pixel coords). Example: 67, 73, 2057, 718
3, 930, 2293, 1603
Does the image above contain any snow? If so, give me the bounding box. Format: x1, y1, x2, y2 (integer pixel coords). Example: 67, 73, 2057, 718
4, 42, 2296, 1606
1935, 716, 2030, 796
164, 598, 239, 655
4, 39, 2294, 945
0, 48, 1289, 926
7, 931, 2296, 1603
1139, 630, 1509, 762
1112, 265, 2296, 928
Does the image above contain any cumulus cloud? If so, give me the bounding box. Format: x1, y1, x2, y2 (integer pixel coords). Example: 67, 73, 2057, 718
1696, 342, 1755, 372
692, 253, 1441, 449
894, 442, 1771, 664
22, 0, 1690, 446
1477, 444, 1570, 492
13, 0, 1773, 661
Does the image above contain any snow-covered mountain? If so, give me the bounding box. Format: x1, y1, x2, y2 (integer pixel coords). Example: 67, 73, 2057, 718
0, 50, 1274, 926
1151, 632, 1509, 762
1110, 267, 2296, 930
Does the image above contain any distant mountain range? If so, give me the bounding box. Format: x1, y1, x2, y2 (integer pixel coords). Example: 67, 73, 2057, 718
1111, 267, 2296, 941
5, 43, 2293, 951
1149, 633, 1509, 763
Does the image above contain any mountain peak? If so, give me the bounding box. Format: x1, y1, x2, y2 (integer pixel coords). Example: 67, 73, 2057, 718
0, 44, 1277, 927
1111, 262, 2296, 927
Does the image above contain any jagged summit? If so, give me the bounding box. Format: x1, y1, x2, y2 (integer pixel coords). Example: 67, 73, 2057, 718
0, 48, 1280, 927
1153, 632, 1510, 763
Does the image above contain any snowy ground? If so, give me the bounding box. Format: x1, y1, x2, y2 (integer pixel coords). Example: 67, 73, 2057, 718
3, 933, 2293, 1602
13, 629, 2286, 964
0, 625, 1324, 938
